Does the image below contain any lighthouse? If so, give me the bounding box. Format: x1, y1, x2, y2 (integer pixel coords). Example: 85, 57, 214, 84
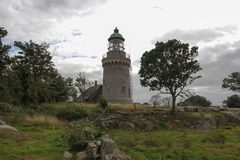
102, 28, 132, 103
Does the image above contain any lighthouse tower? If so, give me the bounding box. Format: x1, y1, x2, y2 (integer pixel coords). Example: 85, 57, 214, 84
102, 28, 132, 103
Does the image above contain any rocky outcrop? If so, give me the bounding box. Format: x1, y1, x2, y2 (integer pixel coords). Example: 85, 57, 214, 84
98, 116, 154, 131
223, 111, 240, 123
65, 137, 131, 160
0, 124, 18, 131
0, 119, 6, 125
65, 123, 131, 160
101, 137, 131, 160
132, 118, 154, 131
76, 151, 87, 160
63, 151, 73, 159
182, 106, 228, 113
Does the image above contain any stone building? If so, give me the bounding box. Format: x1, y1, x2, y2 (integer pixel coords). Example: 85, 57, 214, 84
102, 28, 132, 103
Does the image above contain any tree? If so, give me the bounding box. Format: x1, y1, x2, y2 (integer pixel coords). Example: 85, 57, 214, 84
75, 72, 91, 101
139, 39, 201, 114
178, 95, 212, 107
163, 97, 172, 107
0, 27, 12, 103
14, 41, 54, 104
0, 27, 11, 72
223, 94, 240, 108
149, 94, 163, 107
222, 72, 240, 92
66, 77, 78, 100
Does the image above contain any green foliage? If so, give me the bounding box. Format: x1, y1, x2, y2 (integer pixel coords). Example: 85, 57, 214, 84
75, 72, 91, 99
56, 103, 88, 121
223, 94, 240, 108
179, 95, 212, 107
0, 102, 14, 113
13, 41, 69, 104
0, 27, 12, 103
222, 72, 240, 92
97, 96, 108, 109
139, 39, 201, 113
0, 26, 69, 105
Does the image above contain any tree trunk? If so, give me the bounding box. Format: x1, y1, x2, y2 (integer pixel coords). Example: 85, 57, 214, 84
171, 95, 176, 114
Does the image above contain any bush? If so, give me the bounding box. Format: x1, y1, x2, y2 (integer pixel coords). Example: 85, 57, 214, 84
223, 94, 240, 108
0, 102, 13, 113
178, 95, 211, 107
97, 96, 108, 109
56, 103, 88, 121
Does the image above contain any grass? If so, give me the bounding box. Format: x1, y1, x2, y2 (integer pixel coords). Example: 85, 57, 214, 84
0, 124, 69, 160
110, 128, 240, 160
1, 102, 240, 160
24, 114, 66, 126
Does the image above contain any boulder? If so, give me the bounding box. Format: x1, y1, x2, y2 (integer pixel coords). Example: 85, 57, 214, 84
101, 137, 117, 157
118, 122, 135, 131
87, 141, 99, 159
77, 151, 87, 160
0, 119, 6, 125
223, 111, 240, 123
100, 116, 119, 129
184, 106, 199, 112
0, 125, 17, 131
132, 118, 154, 131
63, 151, 73, 159
101, 137, 131, 160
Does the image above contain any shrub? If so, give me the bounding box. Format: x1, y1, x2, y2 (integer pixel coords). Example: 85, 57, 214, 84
97, 96, 108, 109
0, 102, 13, 113
223, 94, 240, 108
56, 103, 88, 121
178, 95, 211, 107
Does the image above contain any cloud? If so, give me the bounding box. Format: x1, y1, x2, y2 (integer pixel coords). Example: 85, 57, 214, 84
0, 0, 109, 43
189, 41, 240, 104
130, 41, 240, 105
152, 25, 238, 44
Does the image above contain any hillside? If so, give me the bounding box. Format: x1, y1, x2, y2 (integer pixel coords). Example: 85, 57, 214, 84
1, 102, 240, 160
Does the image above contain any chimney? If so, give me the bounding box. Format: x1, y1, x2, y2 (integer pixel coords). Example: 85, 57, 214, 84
94, 80, 97, 86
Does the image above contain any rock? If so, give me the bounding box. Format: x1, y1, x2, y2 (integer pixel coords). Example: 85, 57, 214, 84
87, 141, 99, 159
133, 118, 154, 131
118, 122, 135, 131
0, 125, 17, 131
69, 122, 81, 129
101, 137, 131, 160
83, 127, 95, 139
223, 111, 240, 123
113, 148, 132, 160
0, 119, 6, 125
184, 106, 199, 112
100, 116, 119, 129
101, 137, 117, 157
77, 151, 87, 160
63, 151, 73, 159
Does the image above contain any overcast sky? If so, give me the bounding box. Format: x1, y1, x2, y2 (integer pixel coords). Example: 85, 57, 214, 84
1, 0, 240, 105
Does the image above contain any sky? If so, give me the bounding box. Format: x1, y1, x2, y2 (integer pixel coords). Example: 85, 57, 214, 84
1, 0, 240, 105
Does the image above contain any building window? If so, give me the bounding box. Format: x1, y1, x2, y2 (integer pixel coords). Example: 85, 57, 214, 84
128, 88, 131, 97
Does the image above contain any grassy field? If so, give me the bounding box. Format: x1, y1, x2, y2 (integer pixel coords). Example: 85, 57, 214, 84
111, 128, 240, 160
0, 124, 68, 160
1, 102, 240, 160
